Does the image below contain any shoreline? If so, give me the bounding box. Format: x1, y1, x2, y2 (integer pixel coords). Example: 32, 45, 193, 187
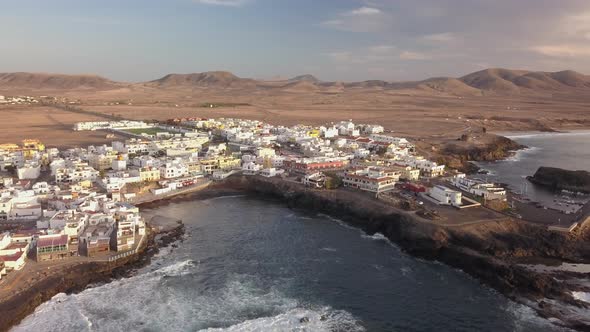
1, 130, 588, 331
197, 175, 590, 331
3, 175, 589, 331
0, 218, 185, 332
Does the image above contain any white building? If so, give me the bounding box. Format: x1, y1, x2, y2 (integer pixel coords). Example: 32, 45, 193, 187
342, 167, 398, 193
17, 163, 41, 180
452, 174, 506, 201
55, 163, 99, 184
429, 185, 462, 207
159, 160, 188, 179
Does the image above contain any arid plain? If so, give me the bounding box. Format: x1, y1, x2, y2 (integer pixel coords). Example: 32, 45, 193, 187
1, 69, 589, 148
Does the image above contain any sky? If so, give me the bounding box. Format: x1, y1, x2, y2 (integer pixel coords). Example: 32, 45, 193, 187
1, 0, 590, 82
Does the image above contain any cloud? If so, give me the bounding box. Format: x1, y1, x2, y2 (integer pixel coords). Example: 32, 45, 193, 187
321, 6, 391, 32
326, 45, 434, 66
369, 45, 396, 54
530, 45, 590, 57
348, 7, 382, 16
399, 51, 430, 60
194, 0, 249, 6
421, 32, 456, 43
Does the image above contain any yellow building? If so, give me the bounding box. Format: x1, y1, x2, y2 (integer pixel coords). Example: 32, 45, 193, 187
88, 154, 117, 171
306, 129, 320, 138
217, 156, 241, 170
78, 180, 93, 188
199, 156, 241, 174
139, 167, 161, 182
391, 165, 420, 181
22, 139, 45, 152
0, 143, 20, 152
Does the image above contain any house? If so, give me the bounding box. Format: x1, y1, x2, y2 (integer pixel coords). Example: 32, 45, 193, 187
0, 198, 12, 220
115, 220, 135, 252
242, 162, 262, 175
390, 165, 420, 181
452, 174, 506, 201
36, 234, 69, 262
0, 251, 26, 271
10, 201, 42, 220
159, 160, 188, 179
283, 158, 348, 175
429, 185, 462, 207
112, 156, 127, 171
88, 153, 117, 171
0, 232, 11, 250
80, 218, 115, 257
17, 162, 41, 180
139, 167, 161, 182
302, 172, 326, 188
342, 167, 398, 193
55, 163, 99, 183
260, 168, 284, 177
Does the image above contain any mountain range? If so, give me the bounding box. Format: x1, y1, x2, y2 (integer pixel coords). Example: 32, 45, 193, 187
1, 68, 589, 96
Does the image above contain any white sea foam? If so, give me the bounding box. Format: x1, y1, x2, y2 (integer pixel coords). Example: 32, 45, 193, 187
361, 232, 397, 248
317, 213, 357, 231
573, 292, 590, 304
203, 195, 248, 203
153, 259, 196, 277
199, 307, 365, 332
504, 130, 590, 139
502, 146, 541, 162
12, 270, 364, 332
320, 247, 337, 252
506, 301, 573, 332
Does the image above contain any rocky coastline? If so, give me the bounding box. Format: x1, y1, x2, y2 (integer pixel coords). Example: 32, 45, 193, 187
438, 134, 526, 173
2, 166, 589, 330
0, 220, 185, 332
204, 175, 590, 331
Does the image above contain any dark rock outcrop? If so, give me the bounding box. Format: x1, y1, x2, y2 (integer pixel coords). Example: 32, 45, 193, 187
438, 134, 526, 173
528, 167, 590, 193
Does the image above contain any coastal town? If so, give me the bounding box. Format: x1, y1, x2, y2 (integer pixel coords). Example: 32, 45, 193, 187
0, 118, 489, 279
0, 116, 575, 282
1, 116, 589, 330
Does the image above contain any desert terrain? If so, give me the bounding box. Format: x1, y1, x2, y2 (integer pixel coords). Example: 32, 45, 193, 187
0, 69, 589, 148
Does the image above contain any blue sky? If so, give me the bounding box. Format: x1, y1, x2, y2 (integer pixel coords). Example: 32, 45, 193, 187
1, 0, 589, 81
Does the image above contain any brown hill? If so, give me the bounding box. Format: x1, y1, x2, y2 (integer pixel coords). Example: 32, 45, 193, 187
1, 68, 588, 96
0, 72, 118, 90
148, 71, 257, 89
345, 80, 392, 89
550, 70, 590, 87
458, 68, 590, 94
280, 80, 319, 93
288, 74, 320, 83
459, 68, 523, 94
416, 77, 482, 96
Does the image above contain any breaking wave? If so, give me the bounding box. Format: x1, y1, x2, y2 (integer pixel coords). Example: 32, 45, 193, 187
573, 292, 590, 304
505, 130, 590, 139
12, 267, 362, 332
200, 307, 365, 332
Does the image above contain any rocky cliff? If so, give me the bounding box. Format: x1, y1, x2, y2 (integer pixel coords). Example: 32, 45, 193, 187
211, 175, 590, 330
438, 134, 526, 173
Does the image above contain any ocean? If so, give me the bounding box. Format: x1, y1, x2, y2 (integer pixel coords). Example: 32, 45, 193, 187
476, 130, 590, 206
12, 196, 565, 331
